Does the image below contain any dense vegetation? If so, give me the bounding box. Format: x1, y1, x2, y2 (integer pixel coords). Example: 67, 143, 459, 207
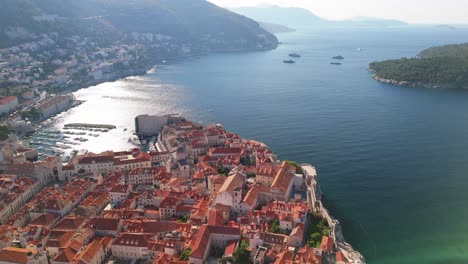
285, 160, 303, 174
21, 107, 43, 121
0, 126, 10, 141
419, 43, 468, 58
179, 248, 191, 261
269, 219, 281, 234
233, 241, 250, 264
370, 43, 468, 88
306, 213, 331, 248
0, 0, 278, 50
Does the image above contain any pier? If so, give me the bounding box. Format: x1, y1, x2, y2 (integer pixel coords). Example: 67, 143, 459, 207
64, 123, 117, 129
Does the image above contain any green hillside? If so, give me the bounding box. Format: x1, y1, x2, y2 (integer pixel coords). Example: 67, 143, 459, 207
369, 43, 468, 89
419, 43, 468, 58
0, 0, 278, 50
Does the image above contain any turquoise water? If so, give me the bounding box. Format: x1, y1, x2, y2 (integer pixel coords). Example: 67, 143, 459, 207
42, 27, 468, 263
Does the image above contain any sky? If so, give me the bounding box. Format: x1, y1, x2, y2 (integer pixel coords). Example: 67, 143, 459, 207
208, 0, 468, 24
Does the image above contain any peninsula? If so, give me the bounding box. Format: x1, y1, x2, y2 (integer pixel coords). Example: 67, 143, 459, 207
369, 43, 468, 89
0, 115, 365, 264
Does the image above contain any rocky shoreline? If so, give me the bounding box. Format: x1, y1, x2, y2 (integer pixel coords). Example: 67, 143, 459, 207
303, 164, 366, 263
368, 65, 455, 89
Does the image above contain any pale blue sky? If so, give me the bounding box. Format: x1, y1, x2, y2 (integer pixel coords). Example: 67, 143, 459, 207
208, 0, 468, 24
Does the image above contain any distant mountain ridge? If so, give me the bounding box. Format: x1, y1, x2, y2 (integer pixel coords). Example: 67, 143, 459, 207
0, 0, 278, 51
231, 5, 408, 29
258, 22, 296, 34
231, 5, 324, 29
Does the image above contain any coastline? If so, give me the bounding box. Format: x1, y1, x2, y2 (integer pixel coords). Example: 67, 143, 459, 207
368, 65, 459, 89
57, 45, 278, 96
303, 164, 366, 263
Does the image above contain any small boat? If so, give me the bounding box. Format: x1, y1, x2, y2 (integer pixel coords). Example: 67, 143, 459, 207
289, 53, 301, 58
330, 62, 342, 65
357, 48, 362, 51
332, 55, 344, 60
283, 60, 296, 64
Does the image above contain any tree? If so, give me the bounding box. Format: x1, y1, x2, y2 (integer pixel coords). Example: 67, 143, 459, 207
285, 160, 303, 174
269, 219, 281, 234
307, 232, 322, 247
0, 126, 10, 141
179, 248, 191, 261
233, 241, 250, 264
246, 172, 256, 178
176, 215, 189, 223
306, 213, 331, 248
217, 167, 230, 176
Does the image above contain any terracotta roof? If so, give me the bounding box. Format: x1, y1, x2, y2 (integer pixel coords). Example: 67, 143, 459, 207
37, 95, 71, 111
290, 223, 304, 238
271, 162, 295, 194
190, 225, 240, 260
320, 236, 334, 252
160, 196, 179, 208
262, 232, 288, 246
257, 165, 281, 178
109, 184, 129, 193
209, 147, 243, 156
0, 247, 37, 264
129, 167, 164, 176
273, 250, 293, 264
89, 217, 120, 231
207, 209, 224, 226
78, 152, 114, 164
114, 152, 151, 165
3, 163, 36, 176
124, 220, 185, 234
0, 96, 17, 105
30, 213, 58, 227
112, 233, 152, 247
217, 173, 244, 196
74, 240, 103, 263
53, 248, 76, 263
224, 240, 237, 256
54, 216, 84, 231
243, 185, 269, 207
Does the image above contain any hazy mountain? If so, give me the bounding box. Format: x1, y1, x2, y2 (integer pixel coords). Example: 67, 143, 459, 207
345, 17, 408, 27
231, 5, 324, 29
258, 22, 295, 34
231, 5, 408, 29
0, 0, 278, 50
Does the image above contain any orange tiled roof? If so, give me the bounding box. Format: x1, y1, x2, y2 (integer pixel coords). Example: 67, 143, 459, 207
0, 247, 37, 264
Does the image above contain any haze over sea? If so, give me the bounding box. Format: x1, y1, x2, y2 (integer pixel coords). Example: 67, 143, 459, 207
43, 26, 468, 263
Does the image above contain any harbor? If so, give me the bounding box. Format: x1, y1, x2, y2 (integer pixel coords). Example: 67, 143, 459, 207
26, 123, 117, 159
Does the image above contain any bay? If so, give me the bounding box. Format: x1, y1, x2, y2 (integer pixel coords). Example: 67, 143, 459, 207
38, 26, 468, 263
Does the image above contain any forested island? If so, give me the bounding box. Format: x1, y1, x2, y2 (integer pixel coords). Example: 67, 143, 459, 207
369, 43, 468, 89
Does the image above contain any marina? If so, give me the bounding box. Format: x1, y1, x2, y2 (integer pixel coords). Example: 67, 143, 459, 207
26, 123, 117, 158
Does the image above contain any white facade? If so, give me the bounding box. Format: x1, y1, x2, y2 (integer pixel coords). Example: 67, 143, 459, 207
135, 115, 169, 137
76, 161, 114, 175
